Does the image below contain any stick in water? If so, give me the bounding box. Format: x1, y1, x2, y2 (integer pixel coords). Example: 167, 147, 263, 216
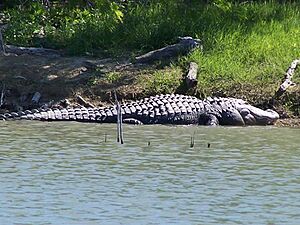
114, 91, 124, 144
190, 131, 195, 148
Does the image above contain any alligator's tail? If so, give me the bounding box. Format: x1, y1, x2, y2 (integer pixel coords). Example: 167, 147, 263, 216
0, 94, 205, 125
0, 107, 118, 123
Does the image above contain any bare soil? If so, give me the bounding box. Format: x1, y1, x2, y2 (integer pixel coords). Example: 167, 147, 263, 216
275, 118, 300, 128
0, 54, 152, 110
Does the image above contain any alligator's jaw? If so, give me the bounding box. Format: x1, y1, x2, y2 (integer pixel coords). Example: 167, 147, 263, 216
239, 105, 279, 125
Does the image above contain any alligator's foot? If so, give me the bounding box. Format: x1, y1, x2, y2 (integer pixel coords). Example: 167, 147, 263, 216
199, 114, 219, 126
123, 118, 143, 125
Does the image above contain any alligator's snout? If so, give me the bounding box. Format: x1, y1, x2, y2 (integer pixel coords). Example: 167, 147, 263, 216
239, 105, 279, 125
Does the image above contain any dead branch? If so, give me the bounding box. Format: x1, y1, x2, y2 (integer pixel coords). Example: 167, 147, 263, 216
186, 62, 198, 88
5, 45, 61, 57
275, 59, 300, 98
76, 95, 95, 108
31, 92, 41, 104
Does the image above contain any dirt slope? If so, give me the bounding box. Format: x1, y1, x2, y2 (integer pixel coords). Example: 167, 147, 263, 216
0, 54, 147, 111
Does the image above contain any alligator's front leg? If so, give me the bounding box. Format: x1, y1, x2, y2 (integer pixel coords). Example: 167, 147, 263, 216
123, 118, 143, 125
199, 114, 219, 126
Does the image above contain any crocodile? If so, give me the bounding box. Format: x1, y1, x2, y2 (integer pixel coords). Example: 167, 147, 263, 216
0, 94, 279, 126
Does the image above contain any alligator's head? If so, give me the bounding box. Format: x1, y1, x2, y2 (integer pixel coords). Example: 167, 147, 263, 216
205, 98, 279, 126
237, 104, 279, 125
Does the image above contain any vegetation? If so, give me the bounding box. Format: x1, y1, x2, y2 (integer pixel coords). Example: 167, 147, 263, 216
141, 67, 183, 95
1, 0, 300, 114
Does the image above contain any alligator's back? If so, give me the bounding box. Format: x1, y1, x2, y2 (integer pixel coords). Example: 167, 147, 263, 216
0, 94, 207, 125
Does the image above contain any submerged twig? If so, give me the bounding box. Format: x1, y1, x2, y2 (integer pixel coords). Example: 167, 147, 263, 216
190, 131, 195, 148
118, 103, 123, 144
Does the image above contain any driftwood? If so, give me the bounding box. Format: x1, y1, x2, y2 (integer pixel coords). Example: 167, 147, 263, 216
4, 45, 61, 57
31, 92, 41, 104
135, 36, 201, 64
0, 27, 59, 56
186, 62, 198, 88
275, 59, 300, 98
76, 95, 95, 108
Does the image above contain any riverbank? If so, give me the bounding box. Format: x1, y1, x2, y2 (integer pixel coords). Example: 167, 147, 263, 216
0, 1, 299, 125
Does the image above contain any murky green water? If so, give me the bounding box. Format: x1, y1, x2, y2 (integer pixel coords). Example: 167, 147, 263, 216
0, 121, 299, 225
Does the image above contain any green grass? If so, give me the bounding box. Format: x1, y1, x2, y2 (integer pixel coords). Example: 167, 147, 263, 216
185, 6, 300, 97
141, 67, 183, 95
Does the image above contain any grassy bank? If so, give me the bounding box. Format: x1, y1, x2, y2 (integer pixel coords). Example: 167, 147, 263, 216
2, 1, 300, 115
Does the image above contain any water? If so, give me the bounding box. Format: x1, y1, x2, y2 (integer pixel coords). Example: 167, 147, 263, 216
0, 121, 299, 225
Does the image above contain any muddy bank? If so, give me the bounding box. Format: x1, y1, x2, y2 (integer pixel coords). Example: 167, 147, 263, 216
275, 118, 300, 128
0, 54, 150, 110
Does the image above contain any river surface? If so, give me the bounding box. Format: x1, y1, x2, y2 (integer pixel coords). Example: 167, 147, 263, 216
0, 121, 299, 225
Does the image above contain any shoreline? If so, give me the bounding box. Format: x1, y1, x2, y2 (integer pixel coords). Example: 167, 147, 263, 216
275, 118, 300, 128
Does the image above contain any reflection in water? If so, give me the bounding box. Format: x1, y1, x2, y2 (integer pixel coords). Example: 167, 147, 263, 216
0, 121, 299, 224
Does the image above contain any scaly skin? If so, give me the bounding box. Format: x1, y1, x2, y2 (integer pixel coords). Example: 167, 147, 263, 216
0, 94, 279, 126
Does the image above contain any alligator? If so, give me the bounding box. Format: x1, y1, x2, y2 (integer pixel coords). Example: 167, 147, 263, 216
0, 94, 279, 126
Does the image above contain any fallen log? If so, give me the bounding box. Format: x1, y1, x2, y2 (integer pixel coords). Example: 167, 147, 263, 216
275, 59, 300, 98
135, 36, 201, 64
186, 62, 198, 88
31, 92, 41, 104
4, 45, 61, 57
0, 26, 59, 56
